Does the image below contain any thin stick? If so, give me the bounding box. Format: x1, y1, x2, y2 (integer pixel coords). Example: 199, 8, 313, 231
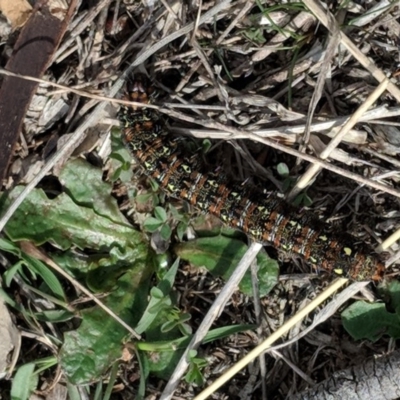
160, 242, 263, 400
194, 278, 348, 400
289, 78, 390, 199
303, 0, 400, 102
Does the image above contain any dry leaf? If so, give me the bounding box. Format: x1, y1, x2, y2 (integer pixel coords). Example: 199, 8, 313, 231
0, 297, 19, 378
0, 0, 32, 29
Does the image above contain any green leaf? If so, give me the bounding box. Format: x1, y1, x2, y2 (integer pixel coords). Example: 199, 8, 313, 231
179, 323, 192, 336
137, 323, 256, 352
282, 178, 293, 192
292, 193, 313, 207
143, 217, 163, 232
93, 381, 103, 400
3, 261, 23, 287
32, 356, 58, 375
161, 319, 179, 333
149, 178, 160, 192
59, 159, 129, 225
201, 139, 212, 154
4, 187, 145, 252
154, 206, 167, 223
379, 280, 400, 311
0, 237, 21, 255
60, 261, 152, 384
342, 301, 400, 341
160, 224, 172, 241
22, 254, 65, 301
0, 239, 66, 300
11, 363, 37, 400
136, 348, 149, 399
66, 383, 81, 400
34, 309, 74, 323
0, 158, 155, 385
292, 194, 303, 207
177, 222, 187, 241
185, 350, 208, 385
174, 236, 279, 296
302, 193, 313, 207
147, 295, 171, 314
135, 193, 154, 205
135, 258, 180, 334
103, 362, 119, 400
185, 362, 204, 386
276, 162, 289, 177
150, 287, 164, 299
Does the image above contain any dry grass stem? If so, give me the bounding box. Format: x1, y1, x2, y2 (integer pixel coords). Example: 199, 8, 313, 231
194, 278, 349, 400
289, 78, 390, 199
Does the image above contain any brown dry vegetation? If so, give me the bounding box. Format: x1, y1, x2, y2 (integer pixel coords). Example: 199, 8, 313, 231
1, 0, 400, 399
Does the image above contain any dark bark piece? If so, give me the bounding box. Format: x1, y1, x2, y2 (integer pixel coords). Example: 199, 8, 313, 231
291, 350, 400, 400
0, 0, 77, 183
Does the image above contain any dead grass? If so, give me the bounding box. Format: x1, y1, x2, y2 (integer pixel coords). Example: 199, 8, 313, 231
2, 0, 400, 399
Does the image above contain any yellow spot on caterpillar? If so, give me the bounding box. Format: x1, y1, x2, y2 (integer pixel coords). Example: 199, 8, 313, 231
208, 180, 219, 188
344, 247, 352, 256
334, 268, 344, 275
249, 229, 261, 236
180, 164, 191, 173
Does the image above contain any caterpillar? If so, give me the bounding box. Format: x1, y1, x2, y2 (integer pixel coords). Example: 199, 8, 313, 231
118, 74, 385, 281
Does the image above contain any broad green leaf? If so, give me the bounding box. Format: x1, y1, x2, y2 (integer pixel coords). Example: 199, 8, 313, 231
59, 158, 129, 225
0, 159, 156, 385
11, 363, 37, 400
160, 224, 172, 240
176, 222, 187, 241
143, 217, 163, 232
342, 301, 400, 341
4, 184, 151, 295
154, 206, 167, 223
174, 236, 279, 296
60, 260, 152, 384
4, 187, 145, 252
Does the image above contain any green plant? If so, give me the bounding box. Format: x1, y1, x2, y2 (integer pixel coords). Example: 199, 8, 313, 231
277, 162, 313, 207
185, 350, 208, 386
342, 281, 400, 341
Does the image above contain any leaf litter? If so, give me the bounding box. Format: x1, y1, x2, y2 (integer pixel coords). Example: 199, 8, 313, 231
1, 1, 400, 399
